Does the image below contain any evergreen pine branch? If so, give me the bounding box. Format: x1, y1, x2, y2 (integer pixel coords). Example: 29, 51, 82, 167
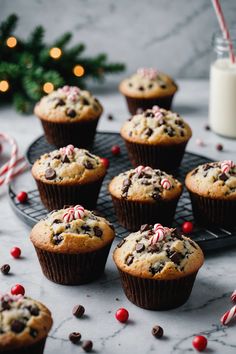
26, 26, 45, 52
66, 43, 86, 58
53, 32, 72, 48
13, 93, 32, 113
0, 14, 18, 39
0, 61, 21, 78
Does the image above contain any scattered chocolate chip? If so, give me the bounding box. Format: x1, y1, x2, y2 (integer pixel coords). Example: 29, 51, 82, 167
69, 332, 81, 344
148, 84, 153, 89
203, 164, 213, 171
152, 192, 161, 200
73, 304, 85, 318
140, 224, 152, 232
152, 325, 164, 338
81, 225, 91, 233
141, 179, 151, 185
52, 234, 64, 245
62, 155, 70, 163
158, 119, 166, 126
135, 243, 145, 253
188, 240, 197, 249
1, 264, 10, 275
205, 124, 211, 131
149, 263, 164, 275
160, 84, 167, 89
125, 255, 134, 266
107, 114, 113, 120
29, 305, 40, 316
117, 239, 126, 248
145, 111, 155, 118
83, 160, 94, 169
30, 328, 38, 338
180, 130, 185, 137
169, 251, 182, 264
45, 168, 56, 180
53, 219, 61, 224
216, 143, 223, 151
191, 168, 199, 176
122, 178, 131, 196
66, 108, 76, 118
165, 126, 175, 137
138, 86, 144, 91
55, 99, 65, 108
93, 226, 103, 237
144, 128, 153, 137
81, 98, 89, 105
219, 173, 228, 181
53, 154, 61, 160
1, 301, 10, 310
147, 244, 159, 253
82, 340, 93, 352
11, 320, 25, 333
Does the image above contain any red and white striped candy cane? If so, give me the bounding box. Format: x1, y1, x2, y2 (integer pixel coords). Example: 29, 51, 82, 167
221, 305, 236, 325
134, 165, 152, 174
74, 205, 85, 219
65, 144, 75, 156
150, 224, 165, 244
63, 208, 75, 222
221, 160, 234, 173
231, 290, 236, 303
161, 178, 172, 190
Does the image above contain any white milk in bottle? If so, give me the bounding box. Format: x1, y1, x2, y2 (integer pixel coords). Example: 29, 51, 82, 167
209, 32, 236, 138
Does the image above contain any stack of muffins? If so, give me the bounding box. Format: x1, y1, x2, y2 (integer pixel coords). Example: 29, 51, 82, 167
10, 67, 235, 352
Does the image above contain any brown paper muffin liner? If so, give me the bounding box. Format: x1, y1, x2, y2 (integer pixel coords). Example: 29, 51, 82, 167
39, 116, 100, 148
124, 95, 174, 115
117, 268, 198, 310
2, 337, 47, 354
34, 176, 104, 211
188, 191, 236, 228
34, 242, 112, 285
110, 195, 180, 231
123, 139, 188, 172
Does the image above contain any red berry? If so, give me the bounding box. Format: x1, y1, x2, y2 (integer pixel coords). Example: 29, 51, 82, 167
216, 143, 223, 151
101, 157, 110, 169
111, 145, 121, 156
182, 221, 193, 234
10, 247, 21, 259
192, 335, 207, 352
115, 308, 129, 323
17, 191, 28, 203
11, 284, 25, 296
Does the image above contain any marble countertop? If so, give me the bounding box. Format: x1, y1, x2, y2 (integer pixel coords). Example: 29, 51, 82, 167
0, 80, 236, 354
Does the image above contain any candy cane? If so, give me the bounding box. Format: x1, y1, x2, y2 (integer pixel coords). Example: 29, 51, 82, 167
231, 290, 236, 303
134, 165, 152, 174
161, 178, 172, 190
221, 305, 236, 325
150, 224, 165, 244
221, 160, 234, 173
63, 208, 75, 222
74, 205, 85, 219
137, 68, 158, 80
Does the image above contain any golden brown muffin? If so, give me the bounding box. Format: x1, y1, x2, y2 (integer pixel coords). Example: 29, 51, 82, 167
109, 166, 182, 230
0, 294, 52, 353
113, 224, 204, 310
30, 206, 115, 284
34, 85, 103, 148
32, 145, 107, 210
119, 68, 178, 114
120, 106, 192, 172
185, 160, 236, 227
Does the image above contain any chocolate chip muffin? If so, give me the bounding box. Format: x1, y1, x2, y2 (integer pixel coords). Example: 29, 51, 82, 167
121, 106, 192, 172
113, 224, 204, 310
32, 145, 106, 210
109, 166, 182, 230
34, 85, 103, 148
119, 68, 178, 114
0, 294, 52, 354
30, 205, 115, 285
185, 160, 236, 228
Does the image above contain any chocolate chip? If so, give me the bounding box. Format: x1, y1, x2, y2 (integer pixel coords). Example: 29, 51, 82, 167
160, 84, 167, 89
122, 178, 131, 195
188, 240, 197, 249
138, 86, 144, 91
62, 155, 70, 163
69, 332, 81, 344
140, 224, 152, 232
219, 173, 228, 181
147, 244, 159, 253
82, 340, 93, 352
165, 126, 175, 137
52, 234, 64, 245
11, 320, 25, 333
81, 225, 91, 233
149, 263, 164, 275
152, 192, 161, 200
203, 164, 213, 171
152, 325, 164, 338
216, 143, 223, 151
141, 179, 151, 185
45, 168, 56, 180
1, 300, 11, 310
81, 97, 89, 105
66, 108, 76, 118
148, 84, 153, 89
30, 328, 38, 338
107, 114, 113, 120
169, 251, 182, 264
1, 264, 10, 275
73, 304, 85, 318
53, 154, 61, 160
53, 219, 61, 224
180, 130, 185, 137
117, 239, 126, 248
84, 160, 94, 169
158, 119, 166, 126
93, 226, 103, 237
55, 99, 65, 108
29, 305, 39, 316
144, 128, 153, 137
125, 255, 134, 266
136, 243, 145, 253
145, 111, 155, 118
191, 168, 199, 176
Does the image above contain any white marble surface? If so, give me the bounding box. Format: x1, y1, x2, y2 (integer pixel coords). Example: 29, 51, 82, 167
0, 80, 236, 353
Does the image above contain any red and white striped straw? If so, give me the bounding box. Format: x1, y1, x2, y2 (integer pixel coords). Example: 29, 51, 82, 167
211, 0, 235, 63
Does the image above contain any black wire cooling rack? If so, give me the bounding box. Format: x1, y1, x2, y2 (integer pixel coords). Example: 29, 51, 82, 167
9, 132, 236, 251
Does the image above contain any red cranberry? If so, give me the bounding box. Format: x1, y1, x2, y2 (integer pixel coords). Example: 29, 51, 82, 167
182, 221, 193, 234
192, 335, 207, 352
216, 143, 223, 151
111, 145, 121, 156
11, 284, 25, 296
17, 191, 28, 203
115, 308, 129, 323
10, 247, 21, 259
100, 157, 110, 169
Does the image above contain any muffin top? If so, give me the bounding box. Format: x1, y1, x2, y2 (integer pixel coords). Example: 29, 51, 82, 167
31, 145, 106, 185
185, 160, 236, 200
120, 106, 192, 145
0, 294, 52, 350
119, 68, 177, 99
30, 205, 115, 253
109, 166, 182, 202
113, 224, 204, 280
34, 85, 103, 122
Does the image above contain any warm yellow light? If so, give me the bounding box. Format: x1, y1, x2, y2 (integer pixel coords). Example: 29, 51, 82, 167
0, 80, 9, 92
6, 36, 17, 48
43, 82, 54, 94
73, 65, 85, 77
49, 47, 62, 59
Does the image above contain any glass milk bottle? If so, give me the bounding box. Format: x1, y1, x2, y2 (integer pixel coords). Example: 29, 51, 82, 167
209, 31, 236, 138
